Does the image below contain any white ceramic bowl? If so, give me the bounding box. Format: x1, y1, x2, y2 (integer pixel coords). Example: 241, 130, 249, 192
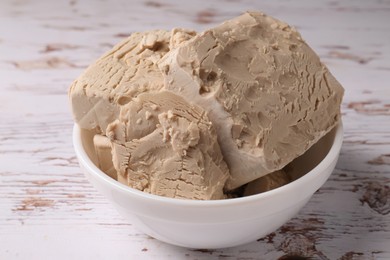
73, 123, 343, 249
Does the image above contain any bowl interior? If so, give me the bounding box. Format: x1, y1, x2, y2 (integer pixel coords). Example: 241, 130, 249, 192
287, 127, 337, 182
79, 124, 339, 199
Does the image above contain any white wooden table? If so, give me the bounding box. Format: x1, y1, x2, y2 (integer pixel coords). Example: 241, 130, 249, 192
1, 0, 389, 259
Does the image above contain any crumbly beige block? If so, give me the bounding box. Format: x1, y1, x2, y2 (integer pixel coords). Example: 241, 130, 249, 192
69, 12, 344, 199
159, 11, 344, 189
93, 135, 117, 180
243, 170, 290, 196
107, 91, 229, 200
69, 29, 196, 133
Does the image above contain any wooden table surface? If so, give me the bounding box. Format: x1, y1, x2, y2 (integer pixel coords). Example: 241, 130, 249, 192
1, 0, 389, 259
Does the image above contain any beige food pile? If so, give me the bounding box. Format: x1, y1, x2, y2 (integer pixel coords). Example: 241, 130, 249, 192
69, 12, 344, 200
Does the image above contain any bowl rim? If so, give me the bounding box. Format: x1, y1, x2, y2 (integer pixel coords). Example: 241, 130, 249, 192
73, 122, 343, 207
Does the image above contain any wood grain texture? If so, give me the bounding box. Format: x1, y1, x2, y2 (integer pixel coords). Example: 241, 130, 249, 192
1, 0, 389, 259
